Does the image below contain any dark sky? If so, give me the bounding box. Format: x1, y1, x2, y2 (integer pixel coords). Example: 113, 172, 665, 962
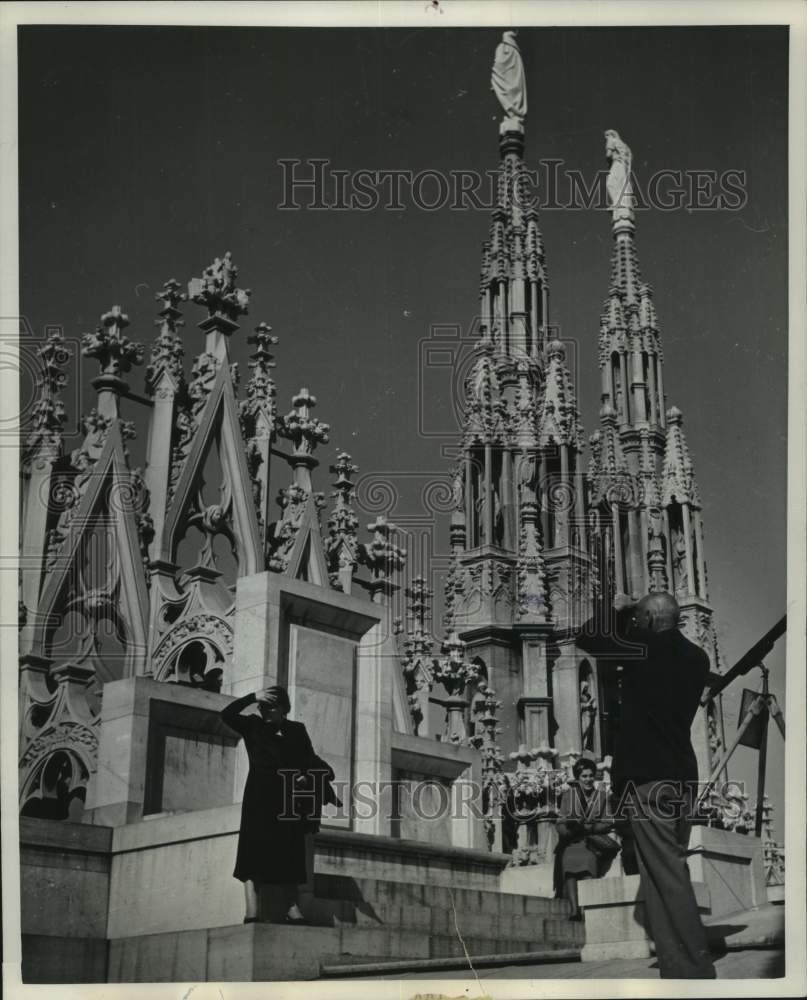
18, 25, 788, 835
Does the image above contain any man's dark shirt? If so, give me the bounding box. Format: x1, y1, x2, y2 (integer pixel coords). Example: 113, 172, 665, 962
611, 627, 710, 793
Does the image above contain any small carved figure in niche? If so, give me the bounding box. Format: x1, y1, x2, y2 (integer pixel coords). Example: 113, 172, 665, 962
672, 527, 689, 595
517, 453, 538, 495
470, 356, 489, 406
476, 491, 488, 545
451, 466, 464, 511
492, 485, 504, 547
580, 678, 597, 753
615, 382, 625, 421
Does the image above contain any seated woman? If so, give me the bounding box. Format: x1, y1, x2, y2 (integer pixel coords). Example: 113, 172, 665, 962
554, 757, 618, 920
220, 684, 339, 924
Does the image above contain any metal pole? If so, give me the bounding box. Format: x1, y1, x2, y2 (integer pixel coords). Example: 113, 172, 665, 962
696, 686, 768, 808
754, 667, 770, 838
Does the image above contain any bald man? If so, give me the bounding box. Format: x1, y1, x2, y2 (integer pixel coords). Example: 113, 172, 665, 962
611, 592, 716, 979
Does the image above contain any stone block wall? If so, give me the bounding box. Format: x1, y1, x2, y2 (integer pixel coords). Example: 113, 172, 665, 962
20, 818, 112, 983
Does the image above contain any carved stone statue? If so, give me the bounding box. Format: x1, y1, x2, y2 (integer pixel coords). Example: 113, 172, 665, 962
580, 678, 597, 752
605, 129, 634, 222
492, 485, 504, 547
517, 453, 538, 495
491, 31, 527, 124
672, 526, 689, 595
476, 491, 488, 545
451, 466, 464, 511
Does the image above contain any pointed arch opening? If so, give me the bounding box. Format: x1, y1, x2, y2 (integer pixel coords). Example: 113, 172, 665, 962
20, 749, 88, 821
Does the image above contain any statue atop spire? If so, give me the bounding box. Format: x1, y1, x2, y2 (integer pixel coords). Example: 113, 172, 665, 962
491, 31, 527, 129
605, 129, 635, 225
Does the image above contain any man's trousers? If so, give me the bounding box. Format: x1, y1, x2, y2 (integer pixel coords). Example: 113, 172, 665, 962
628, 781, 716, 979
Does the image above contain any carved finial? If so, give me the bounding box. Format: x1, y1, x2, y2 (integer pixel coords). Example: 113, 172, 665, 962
277, 387, 330, 461
155, 278, 186, 318
358, 515, 406, 604
250, 321, 279, 355
82, 306, 144, 379
188, 251, 251, 323
433, 631, 479, 699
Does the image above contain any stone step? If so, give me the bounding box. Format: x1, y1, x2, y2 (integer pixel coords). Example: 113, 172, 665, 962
312, 873, 571, 919
106, 920, 584, 983
300, 895, 584, 948
427, 930, 583, 958
320, 945, 582, 978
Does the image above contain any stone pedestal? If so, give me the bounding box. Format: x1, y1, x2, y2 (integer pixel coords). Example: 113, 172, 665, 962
390, 730, 482, 849
579, 874, 711, 961
85, 677, 238, 826
686, 826, 767, 916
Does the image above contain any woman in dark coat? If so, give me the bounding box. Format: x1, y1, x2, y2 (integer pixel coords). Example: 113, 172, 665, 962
220, 684, 338, 923
554, 757, 617, 920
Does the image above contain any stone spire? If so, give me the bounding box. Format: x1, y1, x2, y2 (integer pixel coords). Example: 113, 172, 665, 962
267, 388, 329, 575
594, 131, 670, 598
24, 328, 71, 457
143, 280, 188, 564
239, 322, 280, 537
600, 132, 666, 436
587, 404, 631, 508
240, 322, 279, 434
594, 129, 719, 702
20, 329, 73, 640
397, 576, 436, 733
324, 451, 360, 593
439, 32, 595, 782
538, 340, 583, 450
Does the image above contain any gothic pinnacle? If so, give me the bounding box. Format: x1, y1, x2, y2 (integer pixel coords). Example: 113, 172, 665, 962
146, 279, 186, 394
